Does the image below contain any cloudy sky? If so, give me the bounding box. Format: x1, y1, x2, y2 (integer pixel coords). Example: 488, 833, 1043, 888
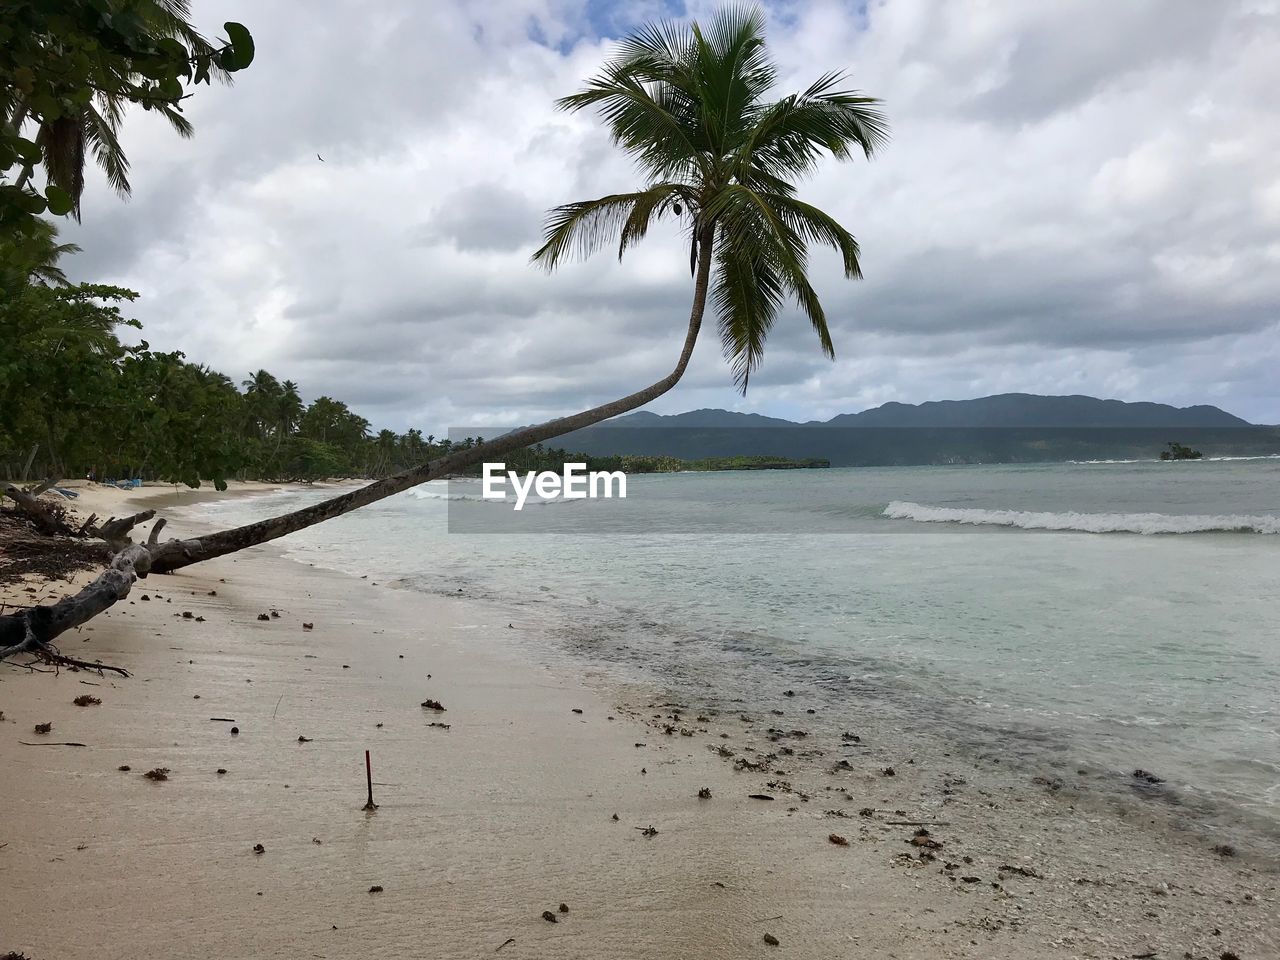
63, 0, 1280, 428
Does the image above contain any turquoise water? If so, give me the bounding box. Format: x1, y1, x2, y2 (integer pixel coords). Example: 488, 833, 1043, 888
192, 459, 1280, 847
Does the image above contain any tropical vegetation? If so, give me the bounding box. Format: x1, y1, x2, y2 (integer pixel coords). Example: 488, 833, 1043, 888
1160, 441, 1203, 461
0, 229, 494, 485
1, 0, 252, 228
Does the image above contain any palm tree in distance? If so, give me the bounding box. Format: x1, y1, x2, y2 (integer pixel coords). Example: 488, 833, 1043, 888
278, 380, 304, 436
1, 3, 887, 633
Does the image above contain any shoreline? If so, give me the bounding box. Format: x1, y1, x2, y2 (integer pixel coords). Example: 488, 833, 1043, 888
1, 488, 1277, 958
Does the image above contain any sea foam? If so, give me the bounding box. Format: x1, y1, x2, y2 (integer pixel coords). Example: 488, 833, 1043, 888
883, 501, 1280, 534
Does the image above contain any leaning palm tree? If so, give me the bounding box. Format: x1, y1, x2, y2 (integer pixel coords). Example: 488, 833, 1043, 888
1, 5, 887, 658
532, 6, 886, 389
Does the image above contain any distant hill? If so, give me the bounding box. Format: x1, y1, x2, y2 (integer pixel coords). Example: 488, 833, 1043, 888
540, 394, 1273, 466
821, 393, 1249, 428
610, 394, 1251, 429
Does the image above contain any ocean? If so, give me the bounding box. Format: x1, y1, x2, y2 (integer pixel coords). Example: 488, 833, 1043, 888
189, 457, 1280, 852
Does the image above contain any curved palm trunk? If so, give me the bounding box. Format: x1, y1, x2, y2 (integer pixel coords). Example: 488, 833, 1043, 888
151, 232, 713, 573
0, 229, 715, 656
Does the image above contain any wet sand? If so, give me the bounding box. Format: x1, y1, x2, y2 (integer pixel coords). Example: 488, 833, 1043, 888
1, 485, 1276, 959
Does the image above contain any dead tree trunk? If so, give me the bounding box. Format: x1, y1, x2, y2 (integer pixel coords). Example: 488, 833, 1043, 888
2, 478, 67, 535
92, 510, 157, 547
0, 543, 145, 675
1, 228, 716, 669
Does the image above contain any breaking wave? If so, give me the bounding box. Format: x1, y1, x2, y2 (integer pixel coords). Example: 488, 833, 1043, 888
405, 487, 569, 506
1069, 455, 1280, 464
406, 489, 489, 502
883, 501, 1280, 535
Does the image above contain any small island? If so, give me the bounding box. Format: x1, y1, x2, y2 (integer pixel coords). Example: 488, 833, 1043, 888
458, 451, 830, 476
660, 455, 830, 472
1160, 441, 1203, 460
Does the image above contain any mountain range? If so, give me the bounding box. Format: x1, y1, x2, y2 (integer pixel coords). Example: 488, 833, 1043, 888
535, 394, 1275, 466
607, 394, 1252, 429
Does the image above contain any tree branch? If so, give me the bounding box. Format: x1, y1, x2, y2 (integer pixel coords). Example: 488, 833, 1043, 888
147, 517, 167, 545
3, 481, 67, 535
26, 477, 60, 496
0, 544, 148, 673
95, 510, 156, 548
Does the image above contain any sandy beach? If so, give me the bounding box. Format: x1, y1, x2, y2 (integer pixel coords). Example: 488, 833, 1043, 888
1, 483, 1277, 959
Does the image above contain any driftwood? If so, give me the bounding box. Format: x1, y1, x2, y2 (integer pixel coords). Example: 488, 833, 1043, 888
147, 517, 167, 545
2, 479, 65, 535
0, 543, 146, 675
92, 510, 156, 548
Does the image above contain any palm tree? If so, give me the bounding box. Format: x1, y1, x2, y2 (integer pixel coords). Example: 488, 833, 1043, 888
404, 429, 427, 462
3, 4, 887, 645
8, 0, 231, 218
277, 381, 304, 436
532, 5, 886, 389
374, 429, 398, 475
241, 369, 283, 438
0, 218, 82, 287
242, 369, 282, 398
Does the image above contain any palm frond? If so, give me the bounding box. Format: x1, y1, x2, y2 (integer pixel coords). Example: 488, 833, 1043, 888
618, 182, 693, 258
531, 192, 652, 269
30, 263, 70, 285
736, 72, 888, 184
156, 103, 195, 138
83, 103, 131, 197
35, 115, 86, 218
690, 4, 774, 154
612, 18, 697, 80
4, 218, 81, 285
765, 193, 863, 279
710, 184, 835, 365
558, 75, 705, 182
713, 226, 784, 392
34, 239, 82, 286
